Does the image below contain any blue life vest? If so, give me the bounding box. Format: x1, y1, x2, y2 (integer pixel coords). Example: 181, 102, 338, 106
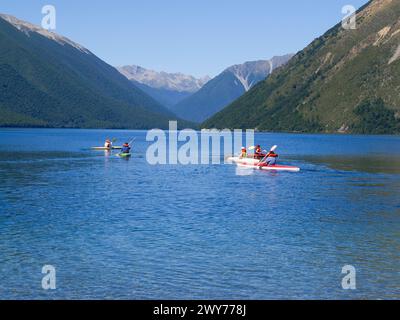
121, 146, 130, 153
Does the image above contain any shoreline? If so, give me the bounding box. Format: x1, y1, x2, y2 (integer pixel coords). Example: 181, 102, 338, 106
0, 126, 399, 137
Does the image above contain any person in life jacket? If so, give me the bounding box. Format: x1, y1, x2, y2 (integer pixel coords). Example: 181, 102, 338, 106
240, 147, 247, 158
262, 150, 279, 166
121, 142, 131, 154
254, 145, 263, 159
104, 139, 112, 149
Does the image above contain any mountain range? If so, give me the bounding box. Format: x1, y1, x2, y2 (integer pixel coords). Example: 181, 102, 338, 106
117, 65, 210, 108
0, 14, 184, 129
169, 55, 293, 123
2, 0, 399, 134
203, 0, 400, 134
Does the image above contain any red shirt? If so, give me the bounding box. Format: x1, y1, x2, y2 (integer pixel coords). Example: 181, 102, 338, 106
266, 152, 278, 158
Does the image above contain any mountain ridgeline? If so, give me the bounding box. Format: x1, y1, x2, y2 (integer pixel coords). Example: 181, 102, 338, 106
0, 14, 185, 129
117, 65, 210, 108
203, 0, 400, 134
170, 55, 293, 123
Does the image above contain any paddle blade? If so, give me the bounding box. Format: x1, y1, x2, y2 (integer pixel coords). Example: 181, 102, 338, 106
248, 146, 256, 150
128, 137, 136, 146
270, 145, 278, 152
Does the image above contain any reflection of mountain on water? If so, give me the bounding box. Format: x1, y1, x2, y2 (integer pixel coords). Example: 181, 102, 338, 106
294, 155, 400, 175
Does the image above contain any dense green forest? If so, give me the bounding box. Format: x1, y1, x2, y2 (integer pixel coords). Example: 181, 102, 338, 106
0, 15, 188, 129
351, 99, 400, 134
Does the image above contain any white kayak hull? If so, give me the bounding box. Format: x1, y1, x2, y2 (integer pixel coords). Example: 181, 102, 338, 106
227, 157, 260, 165
227, 157, 300, 172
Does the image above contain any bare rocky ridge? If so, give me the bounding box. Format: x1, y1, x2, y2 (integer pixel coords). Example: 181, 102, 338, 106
0, 13, 90, 54
227, 55, 294, 92
117, 65, 210, 93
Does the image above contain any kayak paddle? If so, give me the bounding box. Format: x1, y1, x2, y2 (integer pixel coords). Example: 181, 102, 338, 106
128, 137, 136, 146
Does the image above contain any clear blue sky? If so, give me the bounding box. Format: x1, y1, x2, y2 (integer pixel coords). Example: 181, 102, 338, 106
1, 0, 368, 77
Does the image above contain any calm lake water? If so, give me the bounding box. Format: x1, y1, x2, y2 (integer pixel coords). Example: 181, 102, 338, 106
0, 128, 399, 300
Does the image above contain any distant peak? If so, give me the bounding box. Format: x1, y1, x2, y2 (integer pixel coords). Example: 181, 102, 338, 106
117, 65, 210, 92
225, 55, 294, 91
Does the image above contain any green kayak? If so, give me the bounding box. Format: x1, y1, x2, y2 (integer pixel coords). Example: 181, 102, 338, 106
117, 153, 132, 158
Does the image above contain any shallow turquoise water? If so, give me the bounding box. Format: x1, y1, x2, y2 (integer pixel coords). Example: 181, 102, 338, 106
0, 128, 399, 299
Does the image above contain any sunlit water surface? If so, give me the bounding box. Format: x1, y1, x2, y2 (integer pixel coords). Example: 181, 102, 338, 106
0, 129, 399, 299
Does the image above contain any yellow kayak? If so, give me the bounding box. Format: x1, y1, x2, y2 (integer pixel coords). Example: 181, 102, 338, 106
91, 146, 122, 150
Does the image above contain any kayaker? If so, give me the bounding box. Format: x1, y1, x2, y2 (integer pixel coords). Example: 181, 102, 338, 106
261, 150, 279, 166
254, 145, 262, 159
104, 139, 112, 149
121, 142, 131, 154
240, 147, 247, 158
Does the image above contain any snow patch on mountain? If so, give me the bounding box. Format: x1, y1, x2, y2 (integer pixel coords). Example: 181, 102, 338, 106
226, 55, 293, 92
